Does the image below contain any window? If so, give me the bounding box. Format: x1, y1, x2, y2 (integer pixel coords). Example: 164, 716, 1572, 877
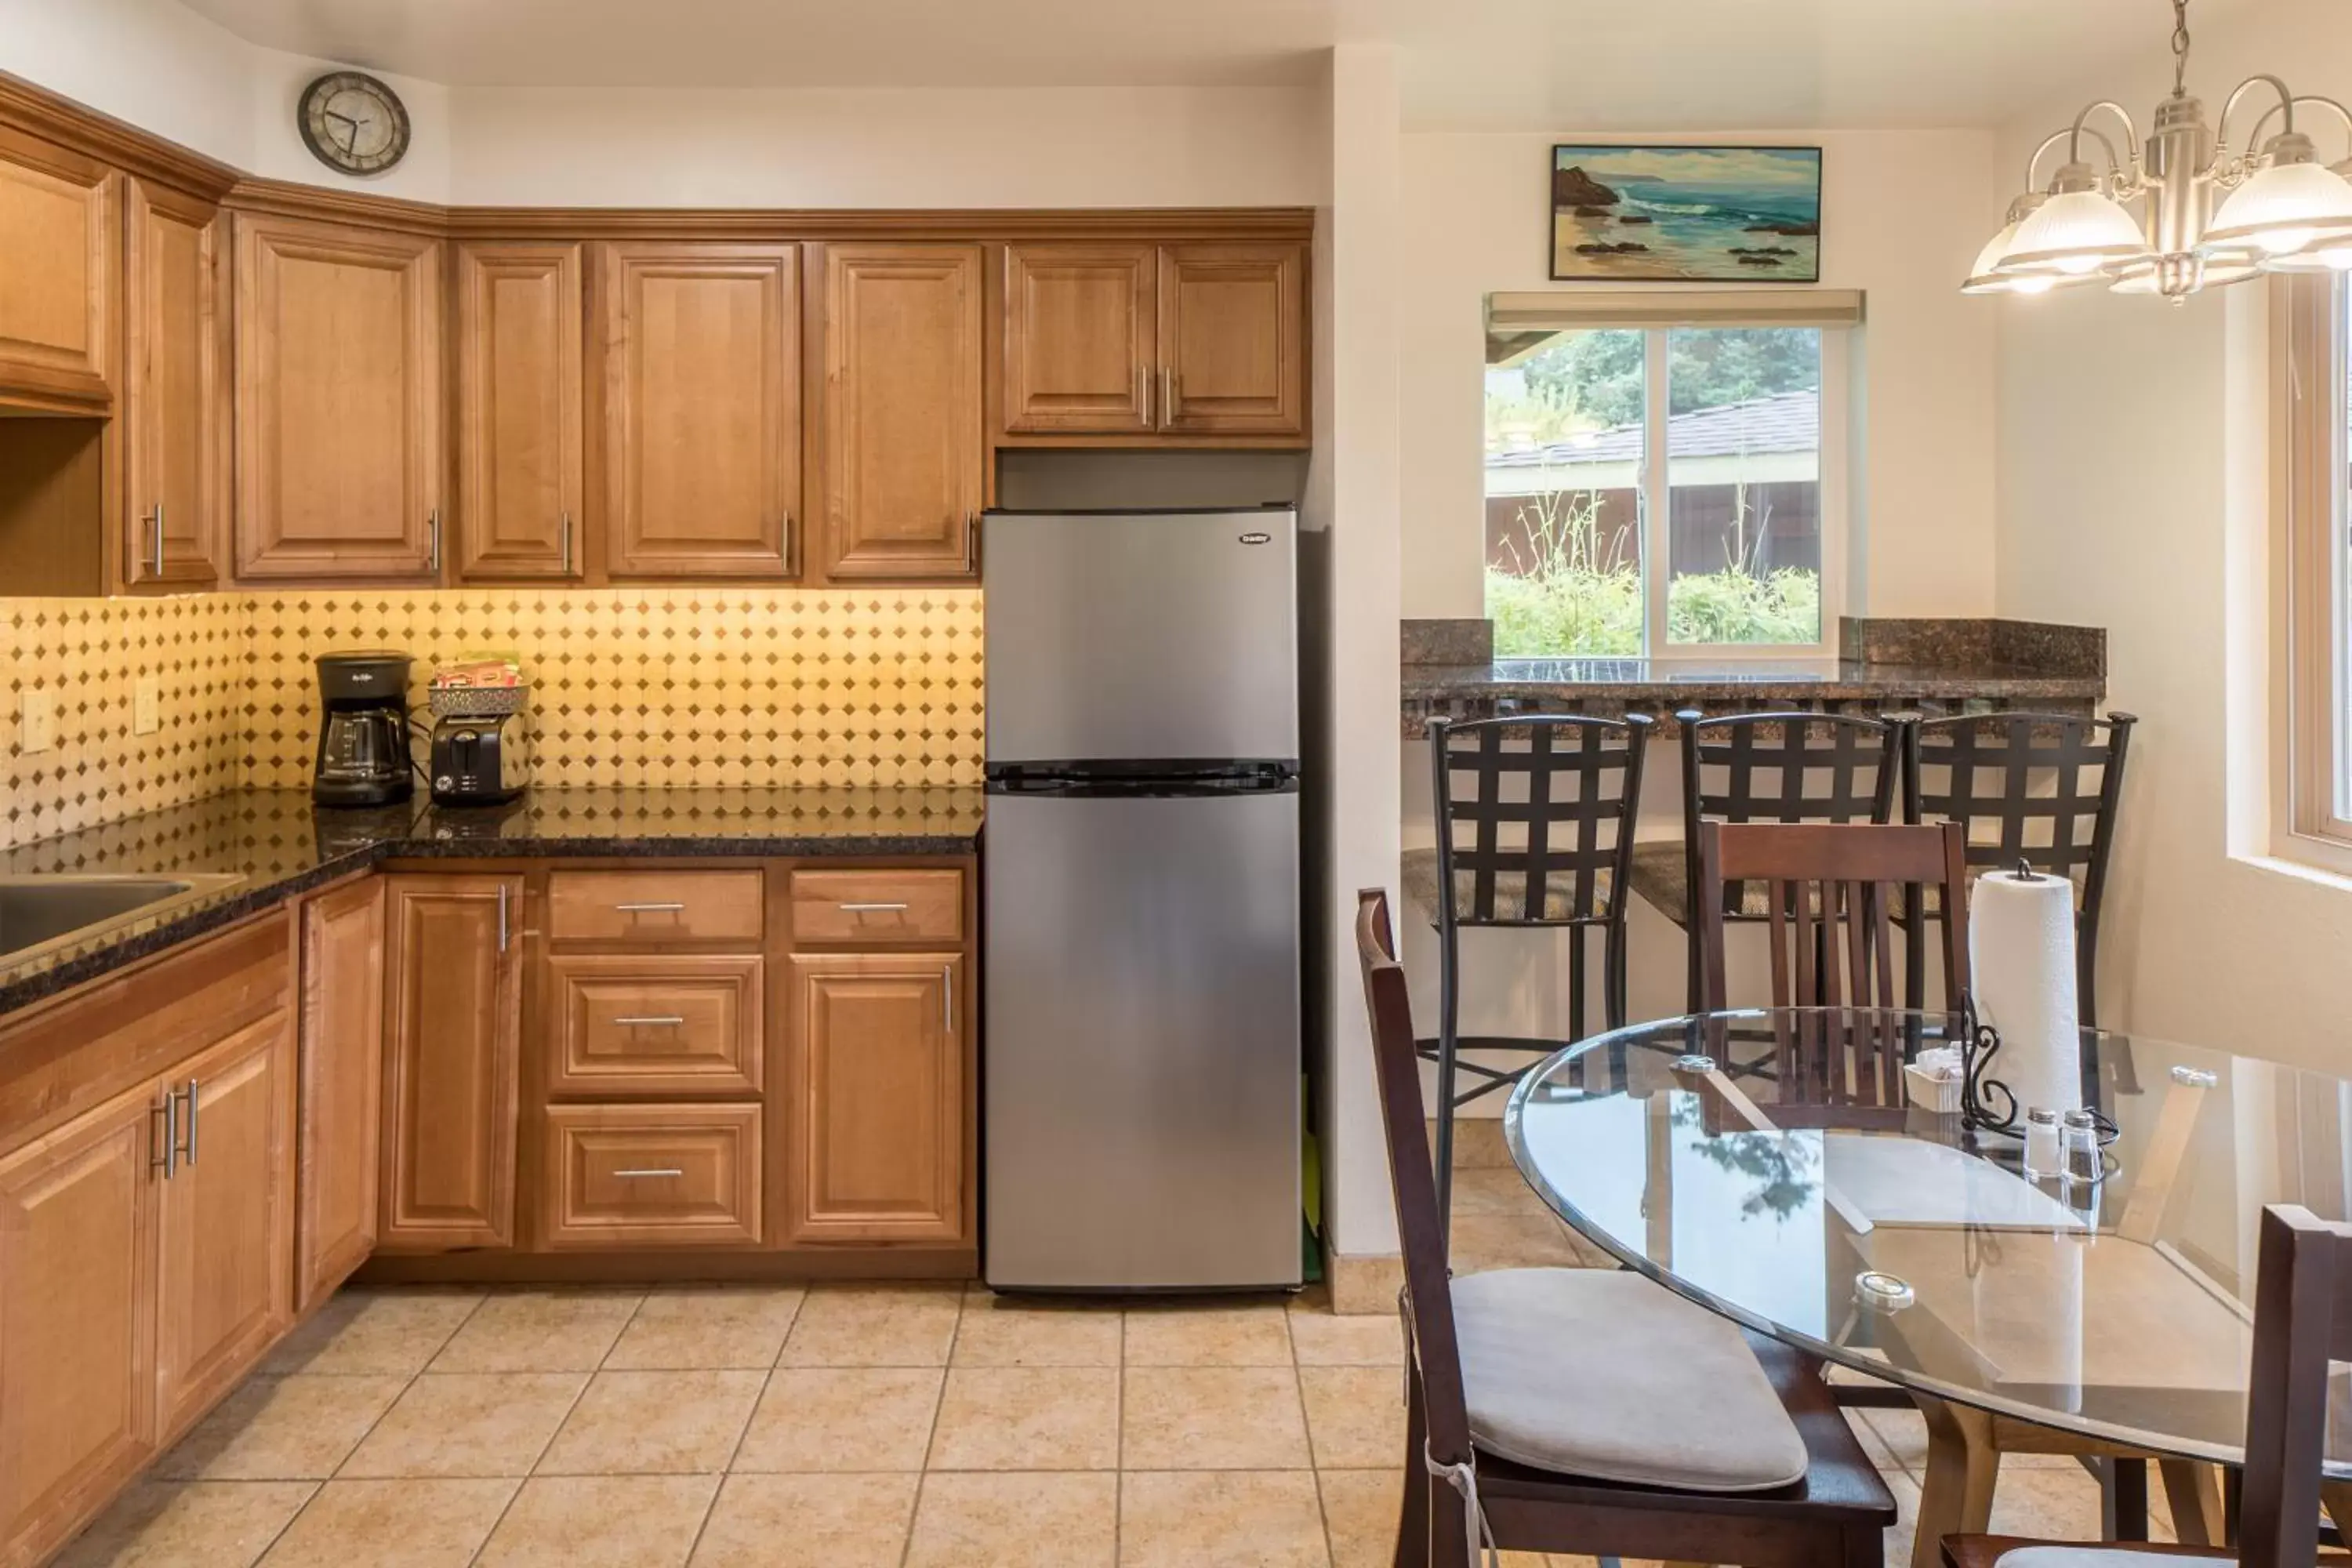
2281, 273, 2352, 859
1482, 296, 1853, 659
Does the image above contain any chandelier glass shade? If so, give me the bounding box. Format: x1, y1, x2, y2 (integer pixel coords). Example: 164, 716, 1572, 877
1969, 0, 2352, 302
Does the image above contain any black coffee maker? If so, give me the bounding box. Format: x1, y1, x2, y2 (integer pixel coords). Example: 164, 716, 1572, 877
313, 651, 415, 807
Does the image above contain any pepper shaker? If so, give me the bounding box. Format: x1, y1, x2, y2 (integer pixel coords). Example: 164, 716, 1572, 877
2060, 1108, 2102, 1185
2022, 1106, 2061, 1178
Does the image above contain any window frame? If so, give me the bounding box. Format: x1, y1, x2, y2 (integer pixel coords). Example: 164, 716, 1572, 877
2278, 271, 2352, 863
1634, 323, 1850, 660
1482, 302, 1855, 662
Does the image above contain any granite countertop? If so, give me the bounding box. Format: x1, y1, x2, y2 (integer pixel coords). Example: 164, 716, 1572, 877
0, 786, 985, 1018
1403, 656, 2107, 704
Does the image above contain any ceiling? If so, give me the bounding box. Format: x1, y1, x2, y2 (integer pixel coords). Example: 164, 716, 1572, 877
174, 0, 2243, 129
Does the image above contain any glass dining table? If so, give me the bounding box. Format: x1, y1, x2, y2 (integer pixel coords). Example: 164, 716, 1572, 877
1502, 1007, 2352, 1486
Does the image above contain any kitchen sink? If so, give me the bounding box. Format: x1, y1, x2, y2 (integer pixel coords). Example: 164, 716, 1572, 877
0, 873, 249, 962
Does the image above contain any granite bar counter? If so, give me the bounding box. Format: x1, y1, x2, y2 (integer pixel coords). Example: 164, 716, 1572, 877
0, 785, 985, 1017
1400, 616, 2108, 737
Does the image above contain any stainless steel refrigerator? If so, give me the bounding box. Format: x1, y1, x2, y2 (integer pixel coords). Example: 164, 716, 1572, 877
982, 506, 1303, 1292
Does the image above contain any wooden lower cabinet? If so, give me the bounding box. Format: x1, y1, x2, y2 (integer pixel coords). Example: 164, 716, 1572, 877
153, 1014, 296, 1439
379, 875, 522, 1250
296, 879, 386, 1308
0, 1081, 158, 1568
539, 1103, 762, 1249
785, 952, 967, 1245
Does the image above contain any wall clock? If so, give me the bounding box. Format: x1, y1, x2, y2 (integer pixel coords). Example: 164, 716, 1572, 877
296, 71, 411, 176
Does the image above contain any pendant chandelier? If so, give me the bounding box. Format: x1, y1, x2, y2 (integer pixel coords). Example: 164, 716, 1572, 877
1965, 0, 2352, 302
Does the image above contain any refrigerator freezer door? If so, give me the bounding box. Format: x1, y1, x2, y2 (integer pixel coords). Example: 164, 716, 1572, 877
982, 510, 1298, 765
984, 790, 1303, 1290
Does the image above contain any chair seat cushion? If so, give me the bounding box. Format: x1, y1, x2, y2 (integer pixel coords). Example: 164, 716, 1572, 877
1400, 848, 1612, 924
1452, 1267, 1809, 1493
1944, 1537, 2350, 1567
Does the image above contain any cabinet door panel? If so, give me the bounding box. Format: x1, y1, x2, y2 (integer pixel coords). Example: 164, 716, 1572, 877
1157, 244, 1305, 437
786, 953, 966, 1244
234, 215, 443, 579
0, 1083, 157, 1568
296, 879, 385, 1309
154, 1014, 296, 1439
600, 243, 797, 578
820, 244, 983, 580
0, 125, 113, 410
122, 179, 227, 586
1002, 244, 1152, 434
380, 876, 522, 1250
459, 243, 583, 580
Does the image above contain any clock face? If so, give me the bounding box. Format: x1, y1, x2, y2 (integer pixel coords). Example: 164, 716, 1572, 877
297, 72, 411, 176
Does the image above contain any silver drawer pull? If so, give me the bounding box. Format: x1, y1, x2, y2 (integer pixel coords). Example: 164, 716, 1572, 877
612, 1015, 686, 1027
837, 902, 909, 913
612, 1167, 684, 1180
615, 901, 688, 913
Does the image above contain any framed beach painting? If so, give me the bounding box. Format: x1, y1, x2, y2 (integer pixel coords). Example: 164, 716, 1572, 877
1550, 144, 1823, 282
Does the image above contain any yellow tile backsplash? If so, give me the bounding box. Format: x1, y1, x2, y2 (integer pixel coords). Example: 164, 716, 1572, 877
2, 589, 984, 850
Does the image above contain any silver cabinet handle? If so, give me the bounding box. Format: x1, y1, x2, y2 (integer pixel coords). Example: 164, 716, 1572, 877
176, 1077, 198, 1167
612, 1014, 686, 1027
497, 883, 510, 953
942, 965, 954, 1036
151, 1089, 176, 1178
427, 508, 442, 573
782, 508, 795, 576
560, 510, 574, 575
1138, 363, 1151, 425
964, 510, 979, 574
615, 901, 687, 913
613, 1167, 684, 1180
837, 902, 909, 913
1160, 365, 1174, 427
147, 503, 166, 577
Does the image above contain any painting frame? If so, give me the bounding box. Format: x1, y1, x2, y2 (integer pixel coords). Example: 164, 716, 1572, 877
1548, 143, 1824, 285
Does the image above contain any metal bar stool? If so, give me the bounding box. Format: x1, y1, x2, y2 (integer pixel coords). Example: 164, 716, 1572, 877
1626, 710, 1904, 1014
1900, 710, 2136, 1025
1406, 713, 1650, 1229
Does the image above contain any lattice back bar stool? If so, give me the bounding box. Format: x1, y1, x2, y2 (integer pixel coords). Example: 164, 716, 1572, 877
1900, 710, 2136, 1024
1626, 710, 1904, 1014
1405, 713, 1650, 1229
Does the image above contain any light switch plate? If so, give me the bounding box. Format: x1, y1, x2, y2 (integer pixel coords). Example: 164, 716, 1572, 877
20, 688, 55, 753
133, 677, 160, 737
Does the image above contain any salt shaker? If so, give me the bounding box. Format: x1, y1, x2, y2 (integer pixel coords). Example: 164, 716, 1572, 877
2060, 1109, 2102, 1185
2022, 1106, 2060, 1178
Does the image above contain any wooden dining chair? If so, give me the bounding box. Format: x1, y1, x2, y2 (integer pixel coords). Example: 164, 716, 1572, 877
1695, 819, 1970, 1013
1627, 710, 1904, 1012
1942, 1204, 2352, 1568
1356, 887, 1897, 1568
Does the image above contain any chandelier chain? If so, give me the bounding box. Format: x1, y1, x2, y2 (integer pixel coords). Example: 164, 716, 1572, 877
2171, 0, 2191, 95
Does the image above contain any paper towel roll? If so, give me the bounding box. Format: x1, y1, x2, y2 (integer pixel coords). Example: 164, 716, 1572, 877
1968, 866, 2082, 1119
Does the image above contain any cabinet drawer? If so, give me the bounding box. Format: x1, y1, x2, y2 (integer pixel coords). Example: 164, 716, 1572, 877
547, 870, 764, 945
789, 870, 963, 944
540, 1103, 761, 1248
546, 953, 764, 1097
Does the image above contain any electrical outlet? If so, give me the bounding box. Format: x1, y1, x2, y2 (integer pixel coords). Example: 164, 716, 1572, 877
20, 689, 55, 753
133, 677, 161, 737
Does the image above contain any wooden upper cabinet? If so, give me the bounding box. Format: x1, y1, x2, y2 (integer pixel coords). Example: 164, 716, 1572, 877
122, 178, 229, 589
153, 1014, 295, 1439
296, 879, 386, 1309
380, 875, 522, 1251
0, 125, 114, 412
1002, 244, 1154, 434
598, 241, 799, 579
0, 1082, 158, 1568
820, 243, 984, 580
785, 952, 967, 1245
1157, 243, 1306, 437
233, 213, 444, 580
458, 242, 583, 580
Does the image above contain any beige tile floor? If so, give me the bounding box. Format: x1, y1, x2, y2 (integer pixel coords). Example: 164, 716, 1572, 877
59, 1125, 2146, 1567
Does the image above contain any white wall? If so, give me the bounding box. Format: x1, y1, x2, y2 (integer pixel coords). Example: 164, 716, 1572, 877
1993, 0, 2352, 1065
0, 0, 1320, 209
1399, 127, 2002, 620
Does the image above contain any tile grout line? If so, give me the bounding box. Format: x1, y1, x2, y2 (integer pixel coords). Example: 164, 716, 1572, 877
1113, 1302, 1127, 1568
683, 1291, 807, 1568
896, 1286, 961, 1568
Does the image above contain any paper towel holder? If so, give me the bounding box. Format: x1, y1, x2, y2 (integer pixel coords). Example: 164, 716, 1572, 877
1955, 987, 2122, 1149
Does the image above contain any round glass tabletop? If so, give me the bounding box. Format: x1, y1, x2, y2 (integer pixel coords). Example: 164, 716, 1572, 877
1503, 1008, 2352, 1474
